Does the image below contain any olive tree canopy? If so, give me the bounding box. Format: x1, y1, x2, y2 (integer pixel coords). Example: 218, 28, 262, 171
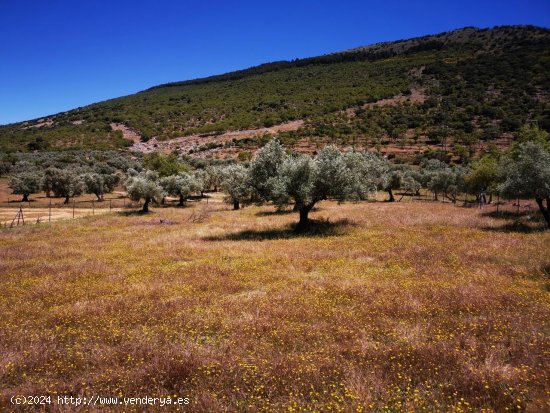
42, 167, 84, 204
160, 173, 199, 206
219, 164, 251, 210
83, 172, 120, 201
248, 139, 286, 202
9, 172, 42, 202
252, 141, 379, 230
124, 170, 164, 212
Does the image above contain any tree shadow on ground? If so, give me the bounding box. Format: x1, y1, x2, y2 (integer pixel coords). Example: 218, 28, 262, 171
204, 218, 355, 241
481, 220, 548, 233
481, 210, 535, 220
117, 209, 150, 216
255, 209, 295, 217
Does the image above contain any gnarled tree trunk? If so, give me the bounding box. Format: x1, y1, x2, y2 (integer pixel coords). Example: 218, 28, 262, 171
233, 200, 240, 210
535, 197, 550, 228
21, 193, 29, 202
387, 188, 395, 202
296, 204, 314, 231
143, 196, 151, 213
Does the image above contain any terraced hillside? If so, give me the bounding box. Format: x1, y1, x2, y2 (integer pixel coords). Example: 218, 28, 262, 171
1, 25, 549, 161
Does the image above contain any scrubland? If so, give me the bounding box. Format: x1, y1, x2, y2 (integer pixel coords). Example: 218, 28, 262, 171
0, 198, 549, 412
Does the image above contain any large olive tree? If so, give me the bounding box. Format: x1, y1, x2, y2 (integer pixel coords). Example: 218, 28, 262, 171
499, 142, 550, 227
262, 144, 378, 230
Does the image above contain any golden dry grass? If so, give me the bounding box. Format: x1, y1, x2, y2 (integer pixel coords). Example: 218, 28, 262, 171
0, 198, 549, 412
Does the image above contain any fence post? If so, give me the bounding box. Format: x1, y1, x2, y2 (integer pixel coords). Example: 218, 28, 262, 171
73, 200, 75, 219
109, 199, 112, 212
92, 200, 95, 216
49, 199, 51, 222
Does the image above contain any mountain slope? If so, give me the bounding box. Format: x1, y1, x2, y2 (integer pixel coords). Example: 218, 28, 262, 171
1, 25, 549, 158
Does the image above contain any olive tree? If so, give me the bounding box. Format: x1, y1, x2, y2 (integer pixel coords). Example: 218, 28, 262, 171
124, 170, 164, 212
269, 145, 378, 230
249, 139, 286, 202
191, 169, 208, 197
428, 167, 468, 203
384, 170, 402, 202
205, 165, 224, 192
160, 173, 199, 206
83, 173, 119, 201
466, 156, 499, 202
0, 159, 11, 177
220, 165, 250, 210
8, 172, 42, 202
421, 159, 448, 201
42, 167, 84, 204
401, 174, 421, 197
499, 142, 550, 227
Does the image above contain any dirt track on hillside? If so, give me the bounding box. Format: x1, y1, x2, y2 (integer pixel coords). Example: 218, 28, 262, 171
113, 120, 304, 155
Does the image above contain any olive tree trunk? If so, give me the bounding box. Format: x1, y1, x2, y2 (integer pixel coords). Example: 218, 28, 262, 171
387, 188, 395, 202
295, 204, 314, 231
142, 197, 151, 213
535, 197, 550, 228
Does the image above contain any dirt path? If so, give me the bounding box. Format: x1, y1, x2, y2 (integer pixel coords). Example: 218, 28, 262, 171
121, 120, 304, 154
113, 89, 425, 157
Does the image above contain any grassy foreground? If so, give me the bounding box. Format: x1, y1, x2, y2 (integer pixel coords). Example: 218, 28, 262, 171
0, 199, 549, 412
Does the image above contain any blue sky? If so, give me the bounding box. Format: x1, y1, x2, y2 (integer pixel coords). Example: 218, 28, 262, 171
1, 0, 549, 125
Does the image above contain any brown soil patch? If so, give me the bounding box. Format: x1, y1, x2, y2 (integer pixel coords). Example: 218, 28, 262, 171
128, 120, 304, 155
364, 88, 426, 108
110, 123, 143, 144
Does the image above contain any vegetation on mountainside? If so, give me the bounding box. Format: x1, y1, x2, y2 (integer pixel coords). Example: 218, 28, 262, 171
0, 25, 548, 154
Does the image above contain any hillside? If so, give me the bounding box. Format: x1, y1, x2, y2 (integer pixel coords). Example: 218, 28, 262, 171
1, 25, 549, 162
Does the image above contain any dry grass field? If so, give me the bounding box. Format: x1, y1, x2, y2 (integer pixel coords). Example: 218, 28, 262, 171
0, 198, 549, 412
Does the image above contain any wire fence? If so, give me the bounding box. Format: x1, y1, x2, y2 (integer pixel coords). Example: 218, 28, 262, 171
0, 195, 213, 229
0, 197, 141, 228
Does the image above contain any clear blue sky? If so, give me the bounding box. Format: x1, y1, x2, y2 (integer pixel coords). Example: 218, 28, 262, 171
1, 0, 549, 125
